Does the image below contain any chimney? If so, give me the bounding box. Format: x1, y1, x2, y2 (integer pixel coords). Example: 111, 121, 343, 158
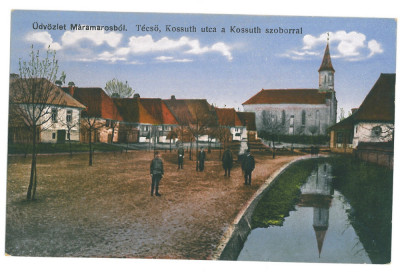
68, 85, 75, 97
171, 95, 176, 100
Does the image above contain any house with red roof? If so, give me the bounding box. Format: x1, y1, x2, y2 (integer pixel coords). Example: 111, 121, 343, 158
242, 42, 337, 136
164, 96, 218, 142
63, 86, 123, 143
113, 95, 179, 143
214, 108, 246, 141
329, 73, 395, 152
236, 112, 257, 141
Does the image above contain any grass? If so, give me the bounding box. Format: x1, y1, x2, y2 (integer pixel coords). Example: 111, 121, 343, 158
251, 158, 320, 228
327, 155, 393, 264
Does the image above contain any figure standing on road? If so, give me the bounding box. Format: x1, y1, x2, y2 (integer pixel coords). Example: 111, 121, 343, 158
150, 151, 164, 197
222, 148, 233, 177
198, 147, 206, 171
241, 149, 255, 185
177, 145, 184, 169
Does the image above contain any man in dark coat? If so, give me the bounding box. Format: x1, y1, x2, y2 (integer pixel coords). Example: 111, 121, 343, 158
150, 151, 164, 196
222, 148, 233, 177
177, 145, 184, 169
241, 149, 255, 185
198, 147, 206, 171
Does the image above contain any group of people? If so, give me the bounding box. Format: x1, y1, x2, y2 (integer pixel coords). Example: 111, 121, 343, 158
149, 146, 256, 197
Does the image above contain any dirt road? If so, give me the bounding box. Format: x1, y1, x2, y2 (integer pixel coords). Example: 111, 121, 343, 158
6, 150, 301, 259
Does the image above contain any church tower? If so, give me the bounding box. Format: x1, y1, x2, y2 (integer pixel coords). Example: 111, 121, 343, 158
318, 38, 335, 91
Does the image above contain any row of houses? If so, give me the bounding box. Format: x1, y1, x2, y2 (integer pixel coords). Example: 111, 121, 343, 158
8, 78, 257, 145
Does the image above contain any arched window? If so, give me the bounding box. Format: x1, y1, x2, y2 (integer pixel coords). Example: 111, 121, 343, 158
302, 110, 306, 126
281, 110, 286, 125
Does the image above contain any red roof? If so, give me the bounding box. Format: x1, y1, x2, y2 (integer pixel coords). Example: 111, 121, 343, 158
113, 98, 158, 124
237, 112, 257, 131
243, 89, 331, 105
67, 87, 123, 121
139, 98, 179, 125
215, 108, 243, 127
164, 98, 217, 126
353, 73, 395, 122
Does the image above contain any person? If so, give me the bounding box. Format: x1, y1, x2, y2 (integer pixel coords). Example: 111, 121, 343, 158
222, 148, 233, 177
150, 151, 164, 196
241, 148, 255, 185
198, 147, 206, 171
177, 145, 184, 169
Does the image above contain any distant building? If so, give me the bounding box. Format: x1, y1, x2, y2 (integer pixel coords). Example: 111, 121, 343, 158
329, 73, 395, 152
163, 96, 218, 142
64, 86, 123, 143
214, 108, 247, 141
242, 42, 337, 136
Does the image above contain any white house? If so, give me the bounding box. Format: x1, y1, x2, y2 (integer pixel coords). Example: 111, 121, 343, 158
9, 78, 86, 144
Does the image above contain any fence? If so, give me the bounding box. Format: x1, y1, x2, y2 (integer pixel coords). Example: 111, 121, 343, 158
354, 142, 394, 169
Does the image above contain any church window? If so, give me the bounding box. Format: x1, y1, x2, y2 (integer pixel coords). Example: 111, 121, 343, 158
302, 110, 306, 126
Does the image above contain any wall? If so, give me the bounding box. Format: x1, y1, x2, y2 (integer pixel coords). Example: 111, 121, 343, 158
243, 103, 334, 136
40, 107, 81, 143
352, 122, 394, 148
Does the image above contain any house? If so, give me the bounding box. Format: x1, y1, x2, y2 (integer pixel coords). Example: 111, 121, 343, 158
214, 108, 246, 141
9, 78, 86, 144
236, 111, 257, 141
329, 73, 395, 151
242, 41, 337, 136
64, 86, 123, 143
163, 96, 218, 142
113, 95, 179, 143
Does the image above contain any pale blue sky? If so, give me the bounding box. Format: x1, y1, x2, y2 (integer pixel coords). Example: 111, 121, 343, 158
9, 10, 397, 116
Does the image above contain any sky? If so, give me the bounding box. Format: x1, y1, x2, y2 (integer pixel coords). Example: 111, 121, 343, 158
9, 10, 397, 116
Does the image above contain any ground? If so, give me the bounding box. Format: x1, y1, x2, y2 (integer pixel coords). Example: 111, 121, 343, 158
6, 149, 301, 259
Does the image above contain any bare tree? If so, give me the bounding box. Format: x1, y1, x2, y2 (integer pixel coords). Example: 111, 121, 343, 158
259, 110, 285, 150
104, 78, 134, 98
9, 45, 61, 200
80, 114, 104, 166
211, 126, 231, 158
58, 110, 79, 156
187, 105, 216, 171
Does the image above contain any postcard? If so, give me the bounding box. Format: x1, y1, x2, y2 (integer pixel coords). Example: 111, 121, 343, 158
5, 8, 397, 268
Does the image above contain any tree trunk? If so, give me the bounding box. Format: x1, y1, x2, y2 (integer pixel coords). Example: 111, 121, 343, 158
89, 130, 93, 166
196, 137, 199, 171
27, 127, 37, 200
68, 132, 72, 157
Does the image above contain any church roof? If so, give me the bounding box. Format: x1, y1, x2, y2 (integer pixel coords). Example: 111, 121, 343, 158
352, 73, 395, 123
242, 89, 331, 105
318, 43, 335, 72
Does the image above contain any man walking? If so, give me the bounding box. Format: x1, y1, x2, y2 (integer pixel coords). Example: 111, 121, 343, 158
150, 151, 164, 196
241, 149, 255, 185
222, 148, 233, 177
198, 147, 206, 171
177, 145, 184, 169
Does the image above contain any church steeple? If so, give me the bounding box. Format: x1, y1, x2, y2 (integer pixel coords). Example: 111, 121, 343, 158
319, 34, 335, 91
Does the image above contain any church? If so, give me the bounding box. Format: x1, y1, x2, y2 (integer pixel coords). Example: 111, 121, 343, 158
242, 41, 337, 136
